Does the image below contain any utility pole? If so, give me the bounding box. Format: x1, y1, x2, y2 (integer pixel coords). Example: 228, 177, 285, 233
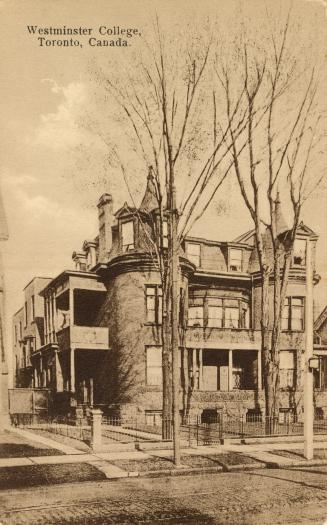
304, 237, 314, 460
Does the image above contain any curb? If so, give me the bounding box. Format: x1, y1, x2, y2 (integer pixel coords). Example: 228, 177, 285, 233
267, 458, 327, 469
122, 462, 266, 479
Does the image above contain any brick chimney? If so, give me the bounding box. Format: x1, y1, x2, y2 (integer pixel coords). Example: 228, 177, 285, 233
97, 193, 114, 262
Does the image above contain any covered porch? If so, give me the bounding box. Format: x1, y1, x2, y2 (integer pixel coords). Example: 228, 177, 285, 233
184, 347, 262, 392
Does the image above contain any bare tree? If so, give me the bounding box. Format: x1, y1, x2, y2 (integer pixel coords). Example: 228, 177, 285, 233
214, 8, 327, 421
89, 18, 252, 448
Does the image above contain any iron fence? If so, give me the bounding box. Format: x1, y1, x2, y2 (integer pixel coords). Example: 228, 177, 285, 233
10, 411, 327, 448
101, 416, 173, 443
10, 413, 91, 443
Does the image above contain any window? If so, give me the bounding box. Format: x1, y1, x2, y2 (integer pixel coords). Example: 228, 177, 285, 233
146, 346, 162, 385
19, 321, 22, 339
121, 221, 134, 251
146, 286, 162, 324
14, 325, 18, 344
189, 297, 249, 329
225, 305, 240, 328
229, 248, 242, 272
282, 297, 304, 331
162, 221, 168, 248
208, 298, 223, 328
293, 239, 306, 266
24, 301, 27, 327
188, 298, 204, 327
31, 295, 35, 321
187, 243, 200, 267
280, 350, 295, 388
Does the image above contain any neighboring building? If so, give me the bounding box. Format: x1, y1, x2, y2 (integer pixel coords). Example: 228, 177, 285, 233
13, 277, 52, 388
12, 172, 326, 421
313, 307, 327, 412
0, 188, 9, 425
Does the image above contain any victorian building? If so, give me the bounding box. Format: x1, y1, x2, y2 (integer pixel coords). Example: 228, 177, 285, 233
0, 188, 9, 425
12, 173, 326, 422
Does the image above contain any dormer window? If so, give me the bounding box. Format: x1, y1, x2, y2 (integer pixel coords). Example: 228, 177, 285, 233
229, 248, 242, 272
122, 220, 134, 251
187, 243, 201, 267
293, 239, 306, 266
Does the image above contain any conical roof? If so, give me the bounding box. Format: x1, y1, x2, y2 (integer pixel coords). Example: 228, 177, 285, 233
139, 167, 158, 214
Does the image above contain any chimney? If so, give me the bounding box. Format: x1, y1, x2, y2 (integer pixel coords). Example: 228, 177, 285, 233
97, 193, 114, 262
275, 192, 289, 236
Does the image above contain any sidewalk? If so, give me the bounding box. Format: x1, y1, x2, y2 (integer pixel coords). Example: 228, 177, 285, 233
2, 427, 327, 489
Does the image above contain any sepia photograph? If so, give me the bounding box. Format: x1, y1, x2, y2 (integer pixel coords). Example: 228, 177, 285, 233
1, 0, 327, 523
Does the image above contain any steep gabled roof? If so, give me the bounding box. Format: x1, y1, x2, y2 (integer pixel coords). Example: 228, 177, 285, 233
296, 221, 318, 239
314, 305, 327, 331
234, 221, 318, 245
114, 202, 136, 219
233, 229, 255, 244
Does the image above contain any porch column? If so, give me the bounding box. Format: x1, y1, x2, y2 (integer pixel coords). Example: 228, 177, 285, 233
228, 349, 233, 391
69, 287, 74, 325
257, 348, 262, 390
40, 356, 43, 387
192, 349, 196, 386
89, 377, 94, 406
55, 350, 63, 392
199, 349, 203, 390
33, 367, 38, 388
70, 348, 75, 393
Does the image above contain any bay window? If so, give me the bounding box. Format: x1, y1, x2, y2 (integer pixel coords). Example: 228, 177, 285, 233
189, 296, 250, 329
188, 300, 204, 327
208, 298, 223, 328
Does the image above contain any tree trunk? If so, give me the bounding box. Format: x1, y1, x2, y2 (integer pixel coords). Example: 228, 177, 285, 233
162, 283, 172, 439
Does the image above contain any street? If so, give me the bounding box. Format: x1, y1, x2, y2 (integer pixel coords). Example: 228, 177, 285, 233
1, 466, 327, 525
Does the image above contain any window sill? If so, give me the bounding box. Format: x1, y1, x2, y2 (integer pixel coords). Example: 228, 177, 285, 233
281, 330, 304, 333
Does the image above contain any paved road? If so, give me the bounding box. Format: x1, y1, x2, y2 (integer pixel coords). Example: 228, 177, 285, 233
1, 466, 327, 524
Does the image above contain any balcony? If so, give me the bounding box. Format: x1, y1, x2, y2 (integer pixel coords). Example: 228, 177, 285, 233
186, 327, 261, 350
57, 325, 109, 351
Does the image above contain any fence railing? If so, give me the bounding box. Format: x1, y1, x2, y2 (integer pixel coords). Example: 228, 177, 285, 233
10, 413, 92, 443
101, 416, 173, 443
10, 411, 327, 448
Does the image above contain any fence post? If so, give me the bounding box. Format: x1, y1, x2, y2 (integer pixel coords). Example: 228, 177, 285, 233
91, 408, 103, 452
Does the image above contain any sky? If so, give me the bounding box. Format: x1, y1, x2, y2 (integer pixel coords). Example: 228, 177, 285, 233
1, 0, 327, 377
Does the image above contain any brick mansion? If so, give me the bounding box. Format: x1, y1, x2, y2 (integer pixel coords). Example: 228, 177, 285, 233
12, 172, 327, 423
